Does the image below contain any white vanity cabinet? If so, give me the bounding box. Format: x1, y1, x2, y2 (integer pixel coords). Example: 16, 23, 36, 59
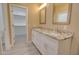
32, 29, 72, 55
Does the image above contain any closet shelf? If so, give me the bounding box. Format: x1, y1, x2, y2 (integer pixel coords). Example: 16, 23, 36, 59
13, 24, 26, 26
13, 13, 26, 16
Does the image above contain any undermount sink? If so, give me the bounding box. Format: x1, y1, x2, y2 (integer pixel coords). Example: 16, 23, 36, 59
47, 31, 61, 37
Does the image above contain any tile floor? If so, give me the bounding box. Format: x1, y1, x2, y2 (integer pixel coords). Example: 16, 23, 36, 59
3, 35, 40, 55
3, 42, 40, 55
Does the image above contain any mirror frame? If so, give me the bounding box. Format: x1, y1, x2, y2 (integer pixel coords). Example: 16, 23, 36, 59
53, 3, 72, 25
39, 7, 46, 24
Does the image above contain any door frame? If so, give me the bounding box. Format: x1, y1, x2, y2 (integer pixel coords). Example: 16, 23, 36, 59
8, 4, 29, 48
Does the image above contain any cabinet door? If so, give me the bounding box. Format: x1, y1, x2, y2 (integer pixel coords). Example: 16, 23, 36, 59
43, 35, 59, 55
32, 30, 38, 45
32, 30, 41, 51
32, 30, 47, 54
38, 33, 47, 54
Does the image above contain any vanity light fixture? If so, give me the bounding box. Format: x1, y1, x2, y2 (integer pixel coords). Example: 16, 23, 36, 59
39, 3, 47, 10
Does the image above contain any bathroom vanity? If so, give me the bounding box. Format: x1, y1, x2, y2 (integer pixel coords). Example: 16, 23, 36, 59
32, 28, 73, 55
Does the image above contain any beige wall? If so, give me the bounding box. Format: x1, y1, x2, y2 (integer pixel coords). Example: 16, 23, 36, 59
2, 4, 11, 50
27, 4, 39, 40
69, 4, 79, 54
38, 3, 79, 54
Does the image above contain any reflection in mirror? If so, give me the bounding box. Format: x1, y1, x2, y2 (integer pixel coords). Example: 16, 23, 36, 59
39, 7, 46, 24
53, 3, 72, 24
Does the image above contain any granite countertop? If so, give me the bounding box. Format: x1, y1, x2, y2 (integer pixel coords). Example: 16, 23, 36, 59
32, 27, 73, 40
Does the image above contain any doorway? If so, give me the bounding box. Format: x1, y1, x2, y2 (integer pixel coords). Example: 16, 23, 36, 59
10, 4, 28, 48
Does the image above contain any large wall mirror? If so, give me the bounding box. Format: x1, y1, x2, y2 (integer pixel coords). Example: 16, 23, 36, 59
39, 7, 46, 24
53, 3, 72, 25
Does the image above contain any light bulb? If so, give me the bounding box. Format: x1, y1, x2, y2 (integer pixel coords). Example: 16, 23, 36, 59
39, 3, 47, 10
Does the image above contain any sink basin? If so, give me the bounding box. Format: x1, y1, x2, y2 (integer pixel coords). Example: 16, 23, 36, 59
50, 33, 60, 37
43, 30, 61, 37
43, 30, 72, 39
